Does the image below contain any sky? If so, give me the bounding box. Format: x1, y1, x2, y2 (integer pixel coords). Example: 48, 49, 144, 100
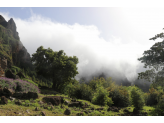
0, 7, 164, 86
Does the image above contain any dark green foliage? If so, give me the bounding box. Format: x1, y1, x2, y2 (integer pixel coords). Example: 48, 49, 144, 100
64, 81, 93, 101
107, 85, 131, 107
145, 86, 164, 106
92, 85, 113, 106
31, 46, 79, 91
154, 96, 164, 115
131, 86, 145, 110
89, 77, 115, 91
3, 33, 9, 44
138, 28, 164, 87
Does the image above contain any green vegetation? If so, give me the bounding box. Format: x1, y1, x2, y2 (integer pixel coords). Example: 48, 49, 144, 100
131, 86, 145, 111
1, 20, 164, 116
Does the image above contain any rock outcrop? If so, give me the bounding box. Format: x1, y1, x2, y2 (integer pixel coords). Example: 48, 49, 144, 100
0, 85, 38, 100
0, 57, 7, 77
42, 96, 64, 106
0, 15, 34, 74
0, 15, 19, 40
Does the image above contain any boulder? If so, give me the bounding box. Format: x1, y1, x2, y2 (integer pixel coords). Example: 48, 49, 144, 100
15, 75, 20, 79
15, 100, 22, 105
3, 87, 14, 97
96, 107, 104, 111
90, 108, 94, 110
5, 69, 16, 79
50, 105, 54, 110
35, 107, 40, 111
22, 93, 28, 99
16, 72, 25, 79
9, 96, 15, 101
107, 106, 120, 112
27, 92, 38, 99
76, 112, 84, 116
13, 92, 23, 98
82, 105, 87, 109
38, 100, 44, 105
84, 110, 89, 114
41, 111, 46, 116
42, 96, 64, 106
64, 109, 71, 115
1, 96, 8, 104
71, 99, 76, 102
64, 100, 70, 105
68, 101, 83, 107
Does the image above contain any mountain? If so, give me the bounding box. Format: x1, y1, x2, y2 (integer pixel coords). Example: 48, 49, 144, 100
0, 15, 33, 77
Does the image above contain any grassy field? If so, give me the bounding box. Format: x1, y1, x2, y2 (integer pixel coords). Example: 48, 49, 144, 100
0, 78, 163, 116
0, 89, 157, 116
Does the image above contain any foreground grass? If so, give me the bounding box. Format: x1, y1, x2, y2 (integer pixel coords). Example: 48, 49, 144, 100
0, 89, 158, 116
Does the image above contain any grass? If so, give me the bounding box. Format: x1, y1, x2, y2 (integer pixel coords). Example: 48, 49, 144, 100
0, 90, 158, 116
0, 88, 161, 116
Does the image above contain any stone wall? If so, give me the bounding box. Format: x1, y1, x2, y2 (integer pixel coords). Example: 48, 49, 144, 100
0, 57, 7, 77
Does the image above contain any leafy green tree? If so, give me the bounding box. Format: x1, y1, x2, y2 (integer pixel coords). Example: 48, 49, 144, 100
92, 85, 113, 106
131, 86, 145, 111
138, 29, 164, 87
31, 46, 79, 91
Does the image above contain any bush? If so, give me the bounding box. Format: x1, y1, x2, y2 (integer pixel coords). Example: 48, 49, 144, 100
107, 85, 130, 107
154, 95, 164, 115
92, 85, 113, 106
89, 77, 115, 91
131, 86, 145, 110
0, 77, 40, 93
64, 82, 93, 101
145, 86, 164, 106
22, 78, 38, 87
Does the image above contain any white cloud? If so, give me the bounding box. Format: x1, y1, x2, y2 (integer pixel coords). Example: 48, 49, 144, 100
21, 7, 25, 9
0, 11, 157, 83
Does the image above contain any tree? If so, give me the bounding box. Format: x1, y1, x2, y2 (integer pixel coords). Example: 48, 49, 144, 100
138, 29, 164, 87
31, 46, 79, 91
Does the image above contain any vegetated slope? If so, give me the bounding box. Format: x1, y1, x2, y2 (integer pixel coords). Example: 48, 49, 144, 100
0, 15, 33, 70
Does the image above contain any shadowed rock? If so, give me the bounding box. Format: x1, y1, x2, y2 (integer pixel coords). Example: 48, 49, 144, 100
16, 72, 25, 79
1, 96, 8, 104
68, 101, 83, 107
3, 87, 14, 97
64, 109, 71, 115
42, 96, 64, 106
27, 92, 38, 99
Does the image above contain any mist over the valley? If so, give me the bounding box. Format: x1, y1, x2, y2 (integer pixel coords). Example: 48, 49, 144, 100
0, 10, 159, 92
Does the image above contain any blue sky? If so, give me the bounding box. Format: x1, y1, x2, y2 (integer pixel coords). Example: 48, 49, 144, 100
0, 7, 164, 84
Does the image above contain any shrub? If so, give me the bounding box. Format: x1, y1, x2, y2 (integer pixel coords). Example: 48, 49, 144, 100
64, 82, 93, 101
92, 85, 113, 106
107, 85, 131, 107
145, 86, 164, 106
89, 77, 115, 91
0, 77, 40, 93
131, 86, 145, 110
22, 78, 38, 87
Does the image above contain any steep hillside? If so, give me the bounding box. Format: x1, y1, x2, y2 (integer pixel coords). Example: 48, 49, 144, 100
0, 15, 33, 71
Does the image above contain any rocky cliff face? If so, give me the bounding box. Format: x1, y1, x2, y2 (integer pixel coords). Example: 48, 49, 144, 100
0, 57, 7, 77
0, 15, 19, 40
0, 15, 33, 71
